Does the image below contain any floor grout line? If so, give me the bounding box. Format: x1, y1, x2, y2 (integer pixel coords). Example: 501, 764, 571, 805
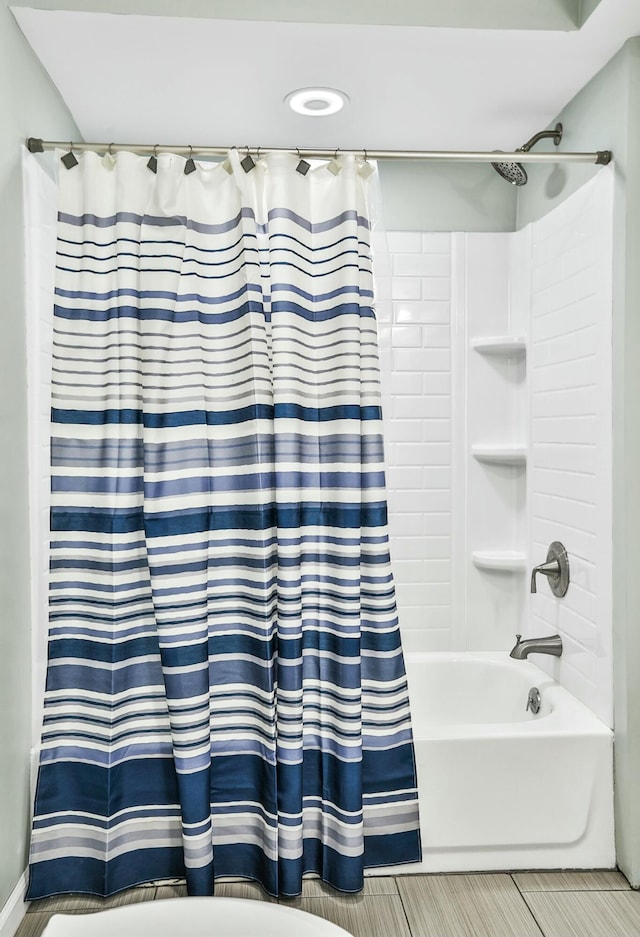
392, 876, 415, 937
518, 888, 551, 937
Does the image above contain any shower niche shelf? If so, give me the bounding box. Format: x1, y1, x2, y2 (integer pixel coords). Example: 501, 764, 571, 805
471, 550, 528, 572
471, 336, 527, 357
472, 445, 527, 466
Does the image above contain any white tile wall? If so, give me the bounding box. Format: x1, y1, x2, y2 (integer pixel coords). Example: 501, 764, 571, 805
525, 167, 614, 726
376, 232, 453, 651
456, 233, 529, 651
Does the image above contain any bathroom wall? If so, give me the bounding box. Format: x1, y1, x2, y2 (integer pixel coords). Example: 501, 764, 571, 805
0, 0, 78, 914
520, 168, 614, 728
378, 161, 516, 232
517, 35, 640, 887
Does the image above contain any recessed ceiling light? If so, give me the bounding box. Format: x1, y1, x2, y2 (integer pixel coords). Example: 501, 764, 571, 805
285, 87, 349, 117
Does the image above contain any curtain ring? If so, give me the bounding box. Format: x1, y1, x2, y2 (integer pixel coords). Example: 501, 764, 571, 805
241, 146, 256, 173
184, 144, 196, 175
327, 147, 341, 176
147, 144, 159, 174
108, 142, 114, 156
296, 147, 310, 176
222, 147, 234, 174
61, 142, 78, 170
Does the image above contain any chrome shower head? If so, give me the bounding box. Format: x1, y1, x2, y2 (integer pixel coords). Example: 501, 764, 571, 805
492, 123, 563, 187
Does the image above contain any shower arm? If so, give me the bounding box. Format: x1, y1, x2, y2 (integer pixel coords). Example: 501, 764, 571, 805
519, 123, 564, 153
25, 137, 613, 166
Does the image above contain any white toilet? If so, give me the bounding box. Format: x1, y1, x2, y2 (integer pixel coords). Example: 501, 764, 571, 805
40, 896, 352, 936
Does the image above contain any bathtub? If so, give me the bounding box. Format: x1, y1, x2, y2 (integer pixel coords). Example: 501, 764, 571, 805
378, 652, 615, 875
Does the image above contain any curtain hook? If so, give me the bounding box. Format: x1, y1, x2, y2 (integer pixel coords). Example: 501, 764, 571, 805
328, 147, 342, 176
61, 141, 78, 170
359, 148, 375, 179
184, 144, 197, 175
241, 145, 256, 173
222, 146, 234, 175
147, 144, 159, 174
102, 141, 116, 169
296, 146, 310, 176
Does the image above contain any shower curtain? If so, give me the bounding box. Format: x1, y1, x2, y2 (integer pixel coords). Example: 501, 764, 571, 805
27, 149, 421, 899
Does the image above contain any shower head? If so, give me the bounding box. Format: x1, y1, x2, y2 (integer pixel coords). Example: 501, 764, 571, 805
492, 160, 528, 186
491, 123, 563, 186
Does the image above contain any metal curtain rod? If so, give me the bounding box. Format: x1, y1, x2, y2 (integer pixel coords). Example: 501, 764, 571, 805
26, 137, 613, 166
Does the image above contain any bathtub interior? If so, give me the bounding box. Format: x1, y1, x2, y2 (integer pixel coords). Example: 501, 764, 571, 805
404, 653, 556, 727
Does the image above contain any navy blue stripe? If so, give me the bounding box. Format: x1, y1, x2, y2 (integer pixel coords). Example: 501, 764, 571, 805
51, 502, 389, 535
54, 284, 260, 304
53, 301, 372, 324
51, 404, 383, 427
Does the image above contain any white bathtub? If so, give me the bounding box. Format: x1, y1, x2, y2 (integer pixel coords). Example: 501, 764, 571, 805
379, 652, 615, 875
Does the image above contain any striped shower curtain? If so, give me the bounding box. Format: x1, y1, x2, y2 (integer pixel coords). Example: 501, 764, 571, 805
27, 149, 421, 899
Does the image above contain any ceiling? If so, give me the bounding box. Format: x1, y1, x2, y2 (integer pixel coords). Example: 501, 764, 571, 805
11, 0, 640, 152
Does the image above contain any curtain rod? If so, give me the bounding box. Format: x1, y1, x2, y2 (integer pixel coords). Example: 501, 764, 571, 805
26, 137, 613, 166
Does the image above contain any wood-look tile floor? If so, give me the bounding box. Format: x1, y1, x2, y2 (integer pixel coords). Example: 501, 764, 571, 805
19, 870, 637, 937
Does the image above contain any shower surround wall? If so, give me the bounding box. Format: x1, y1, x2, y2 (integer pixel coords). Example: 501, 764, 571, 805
376, 232, 454, 652
525, 170, 614, 727
377, 167, 613, 725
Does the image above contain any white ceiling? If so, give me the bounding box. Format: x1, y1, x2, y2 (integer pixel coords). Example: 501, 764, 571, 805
12, 0, 640, 152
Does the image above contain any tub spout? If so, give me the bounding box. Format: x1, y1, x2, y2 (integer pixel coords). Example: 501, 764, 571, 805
510, 633, 563, 659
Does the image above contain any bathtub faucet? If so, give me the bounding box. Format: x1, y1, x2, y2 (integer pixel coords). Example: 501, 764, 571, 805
510, 634, 563, 659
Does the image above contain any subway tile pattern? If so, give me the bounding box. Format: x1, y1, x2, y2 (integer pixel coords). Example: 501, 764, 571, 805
376, 233, 453, 650
20, 870, 634, 937
527, 169, 614, 726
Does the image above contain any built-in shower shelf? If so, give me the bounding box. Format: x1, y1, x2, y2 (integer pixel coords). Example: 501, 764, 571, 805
471, 550, 528, 572
471, 336, 527, 357
472, 445, 527, 466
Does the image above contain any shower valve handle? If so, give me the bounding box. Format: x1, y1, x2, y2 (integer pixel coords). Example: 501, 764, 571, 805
530, 542, 570, 597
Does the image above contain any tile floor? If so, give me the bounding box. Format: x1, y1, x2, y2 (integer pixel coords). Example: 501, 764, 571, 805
18, 870, 640, 937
